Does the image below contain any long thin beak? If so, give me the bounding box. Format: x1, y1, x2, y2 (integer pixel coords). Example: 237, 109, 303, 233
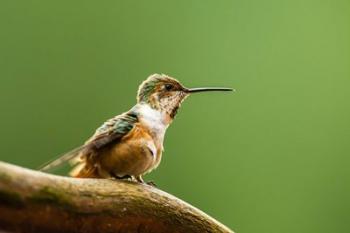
186, 87, 235, 93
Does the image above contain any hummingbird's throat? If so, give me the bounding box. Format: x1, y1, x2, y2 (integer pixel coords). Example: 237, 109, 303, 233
157, 92, 189, 119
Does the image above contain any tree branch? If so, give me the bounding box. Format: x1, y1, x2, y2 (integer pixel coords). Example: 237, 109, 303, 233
0, 161, 234, 233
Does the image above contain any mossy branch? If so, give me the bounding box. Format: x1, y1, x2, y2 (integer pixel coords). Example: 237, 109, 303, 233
0, 161, 234, 233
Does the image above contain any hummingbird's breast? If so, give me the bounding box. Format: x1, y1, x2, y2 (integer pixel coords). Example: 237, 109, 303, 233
137, 104, 170, 170
99, 124, 157, 177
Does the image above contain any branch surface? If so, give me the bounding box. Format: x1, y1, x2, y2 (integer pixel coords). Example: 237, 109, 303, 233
0, 161, 234, 233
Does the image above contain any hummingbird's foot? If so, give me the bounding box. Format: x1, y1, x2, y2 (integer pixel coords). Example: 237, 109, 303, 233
135, 175, 145, 184
146, 181, 157, 187
135, 175, 157, 187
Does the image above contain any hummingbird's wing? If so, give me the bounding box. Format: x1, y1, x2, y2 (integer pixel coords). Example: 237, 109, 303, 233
38, 110, 138, 172
86, 111, 138, 149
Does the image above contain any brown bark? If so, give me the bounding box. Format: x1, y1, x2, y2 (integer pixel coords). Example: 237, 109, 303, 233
0, 162, 234, 233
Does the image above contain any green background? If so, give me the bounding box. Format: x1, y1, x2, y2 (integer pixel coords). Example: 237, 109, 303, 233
0, 1, 349, 232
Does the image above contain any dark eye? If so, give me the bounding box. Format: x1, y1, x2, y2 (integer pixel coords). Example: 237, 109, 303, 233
165, 84, 174, 91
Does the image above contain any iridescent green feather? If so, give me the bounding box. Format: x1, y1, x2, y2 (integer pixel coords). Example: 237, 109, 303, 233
138, 79, 157, 103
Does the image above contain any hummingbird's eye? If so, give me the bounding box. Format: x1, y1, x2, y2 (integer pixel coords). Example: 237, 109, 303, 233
165, 84, 174, 91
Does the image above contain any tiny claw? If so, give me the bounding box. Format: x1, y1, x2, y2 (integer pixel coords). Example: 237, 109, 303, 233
146, 181, 157, 187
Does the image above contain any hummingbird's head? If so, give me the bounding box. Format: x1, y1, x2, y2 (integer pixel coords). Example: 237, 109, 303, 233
137, 73, 233, 118
137, 74, 188, 118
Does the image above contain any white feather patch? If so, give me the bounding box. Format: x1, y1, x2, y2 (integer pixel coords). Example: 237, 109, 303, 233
137, 104, 168, 142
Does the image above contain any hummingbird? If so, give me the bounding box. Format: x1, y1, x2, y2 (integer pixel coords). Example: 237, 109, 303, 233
40, 74, 233, 185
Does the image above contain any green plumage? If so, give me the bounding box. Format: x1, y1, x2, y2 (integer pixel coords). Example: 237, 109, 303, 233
96, 112, 138, 135
137, 79, 157, 103
90, 111, 138, 149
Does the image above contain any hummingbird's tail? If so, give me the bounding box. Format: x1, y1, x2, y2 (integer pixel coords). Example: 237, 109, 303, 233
39, 145, 102, 178
69, 162, 100, 178
38, 145, 86, 172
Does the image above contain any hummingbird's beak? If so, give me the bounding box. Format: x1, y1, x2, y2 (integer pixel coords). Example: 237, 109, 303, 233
185, 87, 235, 93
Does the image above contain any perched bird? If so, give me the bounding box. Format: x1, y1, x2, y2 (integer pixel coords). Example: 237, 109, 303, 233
40, 74, 233, 184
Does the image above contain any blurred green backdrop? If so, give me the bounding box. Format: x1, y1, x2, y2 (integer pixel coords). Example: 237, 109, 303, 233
0, 1, 349, 232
